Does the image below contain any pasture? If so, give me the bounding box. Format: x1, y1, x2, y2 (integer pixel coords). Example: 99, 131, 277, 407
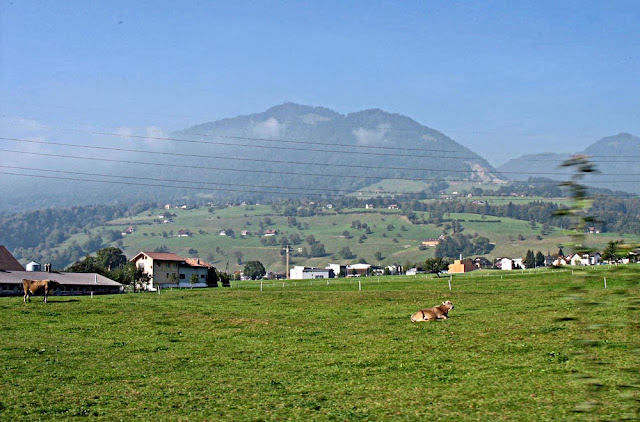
1, 267, 638, 421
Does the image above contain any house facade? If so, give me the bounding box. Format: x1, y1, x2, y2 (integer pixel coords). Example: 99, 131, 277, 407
180, 258, 214, 287
130, 251, 213, 290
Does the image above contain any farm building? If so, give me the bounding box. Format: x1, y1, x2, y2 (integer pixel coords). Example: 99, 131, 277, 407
448, 259, 476, 273
289, 266, 334, 280
0, 270, 123, 297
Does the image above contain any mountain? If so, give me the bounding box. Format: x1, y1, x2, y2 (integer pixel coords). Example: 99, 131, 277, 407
497, 133, 640, 194
171, 103, 503, 198
0, 103, 502, 213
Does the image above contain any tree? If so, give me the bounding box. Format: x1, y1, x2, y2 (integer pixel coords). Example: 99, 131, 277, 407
190, 274, 199, 287
66, 255, 103, 274
524, 250, 535, 269
243, 261, 266, 280
310, 242, 326, 257
234, 251, 244, 265
95, 247, 126, 270
535, 251, 545, 267
339, 246, 355, 260
601, 240, 619, 262
424, 257, 449, 277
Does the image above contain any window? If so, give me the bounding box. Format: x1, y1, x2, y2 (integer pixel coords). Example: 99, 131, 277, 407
179, 274, 185, 279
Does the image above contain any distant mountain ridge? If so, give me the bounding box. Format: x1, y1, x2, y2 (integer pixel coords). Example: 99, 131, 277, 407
173, 103, 503, 193
497, 132, 640, 194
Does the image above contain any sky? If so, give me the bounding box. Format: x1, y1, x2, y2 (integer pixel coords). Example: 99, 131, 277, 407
1, 0, 639, 166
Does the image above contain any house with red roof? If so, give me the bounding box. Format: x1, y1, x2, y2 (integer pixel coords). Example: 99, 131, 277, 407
130, 251, 214, 290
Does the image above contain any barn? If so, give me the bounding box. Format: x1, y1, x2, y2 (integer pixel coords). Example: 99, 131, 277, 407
0, 270, 123, 297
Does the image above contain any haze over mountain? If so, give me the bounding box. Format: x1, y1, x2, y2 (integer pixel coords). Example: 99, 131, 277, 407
0, 104, 503, 213
497, 132, 640, 194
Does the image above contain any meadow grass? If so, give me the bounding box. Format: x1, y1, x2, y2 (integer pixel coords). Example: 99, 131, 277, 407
1, 267, 638, 421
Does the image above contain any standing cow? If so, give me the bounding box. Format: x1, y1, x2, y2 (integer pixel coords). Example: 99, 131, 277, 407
22, 279, 59, 303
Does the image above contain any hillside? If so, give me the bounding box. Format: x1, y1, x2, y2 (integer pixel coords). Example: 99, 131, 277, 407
35, 203, 638, 273
497, 133, 640, 194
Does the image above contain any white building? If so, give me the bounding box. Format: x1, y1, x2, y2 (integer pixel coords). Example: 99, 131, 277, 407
289, 266, 334, 280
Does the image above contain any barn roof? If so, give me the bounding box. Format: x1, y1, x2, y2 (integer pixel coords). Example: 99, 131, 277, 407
0, 271, 122, 287
0, 245, 25, 271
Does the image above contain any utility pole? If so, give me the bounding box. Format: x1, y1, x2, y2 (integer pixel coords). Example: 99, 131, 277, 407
283, 245, 290, 279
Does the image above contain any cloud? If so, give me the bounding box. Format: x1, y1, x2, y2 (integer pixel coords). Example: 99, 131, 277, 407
144, 126, 167, 147
115, 126, 134, 139
352, 124, 390, 146
252, 118, 282, 138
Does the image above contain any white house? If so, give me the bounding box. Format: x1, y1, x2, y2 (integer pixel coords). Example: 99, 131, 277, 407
498, 258, 514, 270
553, 256, 569, 266
569, 254, 584, 266
346, 263, 372, 276
326, 263, 346, 277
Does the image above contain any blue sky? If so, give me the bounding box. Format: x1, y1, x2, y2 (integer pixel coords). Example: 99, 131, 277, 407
2, 0, 639, 165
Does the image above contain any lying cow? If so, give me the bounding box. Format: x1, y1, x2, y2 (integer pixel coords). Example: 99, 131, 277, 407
410, 300, 454, 322
22, 279, 59, 303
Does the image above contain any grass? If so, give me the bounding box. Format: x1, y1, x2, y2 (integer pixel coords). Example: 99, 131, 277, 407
1, 267, 638, 421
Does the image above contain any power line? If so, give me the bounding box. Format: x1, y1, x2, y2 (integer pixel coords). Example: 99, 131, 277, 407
0, 137, 495, 175
0, 165, 428, 196
3, 137, 640, 178
7, 117, 640, 162
1, 163, 638, 203
5, 122, 473, 157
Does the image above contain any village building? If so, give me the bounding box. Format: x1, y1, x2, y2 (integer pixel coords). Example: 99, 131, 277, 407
130, 251, 214, 290
346, 263, 372, 277
289, 266, 334, 279
448, 259, 476, 273
474, 257, 493, 269
326, 263, 346, 277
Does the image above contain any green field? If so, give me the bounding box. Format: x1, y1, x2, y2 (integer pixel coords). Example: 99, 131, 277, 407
53, 204, 639, 273
1, 267, 638, 420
